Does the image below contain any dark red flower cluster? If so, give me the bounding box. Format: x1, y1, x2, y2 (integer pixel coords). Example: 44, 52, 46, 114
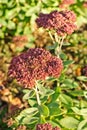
12, 35, 28, 48
36, 10, 77, 36
81, 65, 87, 77
8, 48, 63, 88
83, 2, 87, 8
36, 123, 61, 130
59, 0, 75, 8
12, 35, 28, 43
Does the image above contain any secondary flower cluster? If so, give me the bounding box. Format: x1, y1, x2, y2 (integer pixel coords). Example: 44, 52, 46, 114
36, 10, 77, 36
59, 0, 75, 8
81, 65, 87, 77
83, 1, 87, 8
12, 35, 28, 44
12, 35, 28, 48
36, 123, 61, 130
8, 48, 63, 88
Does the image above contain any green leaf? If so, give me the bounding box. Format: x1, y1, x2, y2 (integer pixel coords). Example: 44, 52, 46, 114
5, 9, 17, 19
39, 115, 46, 123
39, 104, 49, 117
0, 30, 4, 38
71, 107, 80, 115
0, 10, 3, 17
19, 0, 26, 3
21, 107, 38, 116
47, 120, 60, 128
77, 15, 87, 27
16, 22, 24, 34
84, 91, 87, 99
0, 19, 7, 26
24, 26, 31, 34
40, 96, 48, 104
18, 13, 25, 20
46, 43, 57, 50
60, 117, 79, 129
28, 98, 37, 107
7, 0, 16, 8
80, 100, 87, 108
45, 89, 55, 96
16, 47, 24, 52
77, 76, 87, 82
63, 60, 74, 66
37, 83, 46, 95
23, 89, 31, 94
59, 94, 73, 106
61, 79, 78, 89
48, 102, 61, 116
59, 52, 67, 60
46, 77, 57, 82
23, 90, 35, 100
50, 87, 60, 102
69, 90, 84, 97
26, 6, 39, 16
22, 116, 38, 124
0, 0, 8, 4
58, 73, 65, 82
7, 20, 15, 29
42, 0, 58, 6
16, 107, 38, 122
37, 83, 54, 96
77, 120, 87, 130
63, 42, 71, 46
72, 107, 87, 116
30, 14, 37, 31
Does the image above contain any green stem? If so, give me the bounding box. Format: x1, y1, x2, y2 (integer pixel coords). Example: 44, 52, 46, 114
59, 36, 65, 55
48, 31, 66, 57
16, 0, 19, 6
48, 31, 55, 44
54, 32, 59, 43
55, 36, 65, 57
34, 83, 41, 106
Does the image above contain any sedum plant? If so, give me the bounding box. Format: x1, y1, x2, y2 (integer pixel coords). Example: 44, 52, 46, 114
8, 48, 63, 89
7, 9, 87, 130
36, 10, 77, 57
8, 47, 63, 129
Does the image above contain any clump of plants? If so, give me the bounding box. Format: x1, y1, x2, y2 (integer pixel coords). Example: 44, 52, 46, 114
6, 8, 87, 130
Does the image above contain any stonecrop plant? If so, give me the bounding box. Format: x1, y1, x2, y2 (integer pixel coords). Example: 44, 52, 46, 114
36, 123, 60, 130
36, 10, 76, 36
59, 0, 75, 8
7, 8, 87, 130
36, 10, 77, 56
8, 48, 63, 89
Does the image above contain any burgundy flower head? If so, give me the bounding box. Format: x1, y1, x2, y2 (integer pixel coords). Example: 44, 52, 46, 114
12, 35, 28, 48
83, 2, 87, 8
36, 123, 61, 130
8, 48, 63, 88
36, 10, 77, 36
12, 35, 28, 44
81, 65, 87, 77
59, 0, 75, 8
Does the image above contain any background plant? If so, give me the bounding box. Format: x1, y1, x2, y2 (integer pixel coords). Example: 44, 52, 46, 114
0, 0, 87, 130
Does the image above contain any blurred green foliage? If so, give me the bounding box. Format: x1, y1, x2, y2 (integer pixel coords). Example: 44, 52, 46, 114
0, 0, 87, 130
0, 0, 41, 38
0, 0, 87, 39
